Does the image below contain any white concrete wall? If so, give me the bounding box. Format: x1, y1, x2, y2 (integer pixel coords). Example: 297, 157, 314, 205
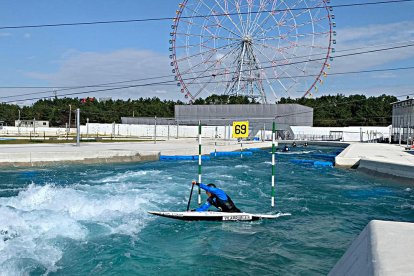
291, 126, 391, 142
0, 126, 67, 136
0, 124, 390, 141
358, 159, 414, 179
81, 124, 229, 138
0, 124, 233, 139
329, 220, 414, 276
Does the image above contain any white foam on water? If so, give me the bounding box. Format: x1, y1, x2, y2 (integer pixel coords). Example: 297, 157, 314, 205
0, 188, 26, 193
252, 187, 268, 198
275, 212, 292, 218
204, 172, 234, 181
0, 180, 167, 275
219, 175, 234, 179
98, 170, 161, 183
274, 150, 314, 155
401, 203, 414, 210
237, 180, 250, 187
0, 204, 86, 275
235, 165, 250, 169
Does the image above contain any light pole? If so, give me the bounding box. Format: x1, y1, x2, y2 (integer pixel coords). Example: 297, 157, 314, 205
86, 118, 89, 138
18, 110, 21, 135
154, 116, 157, 144
76, 108, 80, 146
68, 104, 72, 134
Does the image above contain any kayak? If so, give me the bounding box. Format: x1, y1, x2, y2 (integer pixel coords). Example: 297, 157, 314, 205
148, 211, 280, 221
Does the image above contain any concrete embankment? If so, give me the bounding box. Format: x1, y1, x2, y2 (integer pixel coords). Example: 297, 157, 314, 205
329, 220, 414, 276
0, 139, 273, 167
0, 150, 160, 166
282, 141, 414, 181
335, 143, 414, 181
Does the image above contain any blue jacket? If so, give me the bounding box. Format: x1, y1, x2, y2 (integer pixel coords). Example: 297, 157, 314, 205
195, 183, 240, 212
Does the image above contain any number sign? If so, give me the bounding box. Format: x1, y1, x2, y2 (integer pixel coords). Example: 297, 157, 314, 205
232, 121, 249, 138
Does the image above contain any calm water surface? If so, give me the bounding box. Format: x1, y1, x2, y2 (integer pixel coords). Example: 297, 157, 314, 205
0, 146, 413, 275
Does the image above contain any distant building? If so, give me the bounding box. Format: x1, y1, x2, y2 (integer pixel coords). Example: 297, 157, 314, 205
392, 98, 414, 143
122, 104, 313, 139
99, 97, 112, 103
15, 120, 50, 128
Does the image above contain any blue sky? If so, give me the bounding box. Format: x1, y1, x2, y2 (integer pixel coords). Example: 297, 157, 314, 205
0, 0, 413, 104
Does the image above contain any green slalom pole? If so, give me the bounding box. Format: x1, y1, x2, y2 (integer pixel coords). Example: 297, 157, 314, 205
271, 122, 276, 207
214, 126, 217, 157
198, 121, 202, 205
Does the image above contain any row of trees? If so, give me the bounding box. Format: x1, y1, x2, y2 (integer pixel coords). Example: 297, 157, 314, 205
278, 94, 397, 127
0, 94, 397, 127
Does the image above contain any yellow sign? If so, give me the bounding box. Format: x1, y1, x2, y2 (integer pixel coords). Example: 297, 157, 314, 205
232, 121, 249, 138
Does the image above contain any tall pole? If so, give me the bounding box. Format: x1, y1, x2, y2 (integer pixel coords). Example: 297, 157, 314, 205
198, 121, 202, 205
76, 108, 80, 146
86, 118, 89, 138
214, 126, 218, 157
389, 126, 392, 144
411, 104, 413, 146
18, 110, 21, 135
68, 104, 72, 134
154, 116, 157, 144
400, 117, 404, 146
399, 127, 402, 145
271, 122, 276, 207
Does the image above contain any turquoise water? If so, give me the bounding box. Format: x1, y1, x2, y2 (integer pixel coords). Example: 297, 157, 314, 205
0, 146, 413, 275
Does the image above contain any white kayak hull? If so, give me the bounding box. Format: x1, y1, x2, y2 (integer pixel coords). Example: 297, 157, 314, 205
148, 211, 280, 221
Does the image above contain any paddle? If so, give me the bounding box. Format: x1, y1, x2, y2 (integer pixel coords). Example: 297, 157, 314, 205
186, 181, 196, 211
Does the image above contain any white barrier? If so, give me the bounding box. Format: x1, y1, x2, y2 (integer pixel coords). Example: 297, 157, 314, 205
291, 126, 391, 142
0, 124, 230, 139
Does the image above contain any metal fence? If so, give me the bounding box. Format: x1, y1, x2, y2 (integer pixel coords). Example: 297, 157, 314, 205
122, 104, 313, 140
392, 98, 414, 144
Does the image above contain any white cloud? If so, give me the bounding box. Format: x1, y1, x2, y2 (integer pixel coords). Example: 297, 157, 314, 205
306, 21, 414, 99
371, 72, 398, 79
323, 84, 414, 99
331, 21, 414, 73
155, 89, 168, 94
17, 21, 414, 103
338, 21, 414, 44
25, 49, 180, 100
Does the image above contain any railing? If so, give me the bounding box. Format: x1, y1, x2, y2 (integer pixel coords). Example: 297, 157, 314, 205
294, 134, 343, 141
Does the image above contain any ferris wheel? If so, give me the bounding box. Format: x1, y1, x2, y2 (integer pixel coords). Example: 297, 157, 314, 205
169, 0, 336, 103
